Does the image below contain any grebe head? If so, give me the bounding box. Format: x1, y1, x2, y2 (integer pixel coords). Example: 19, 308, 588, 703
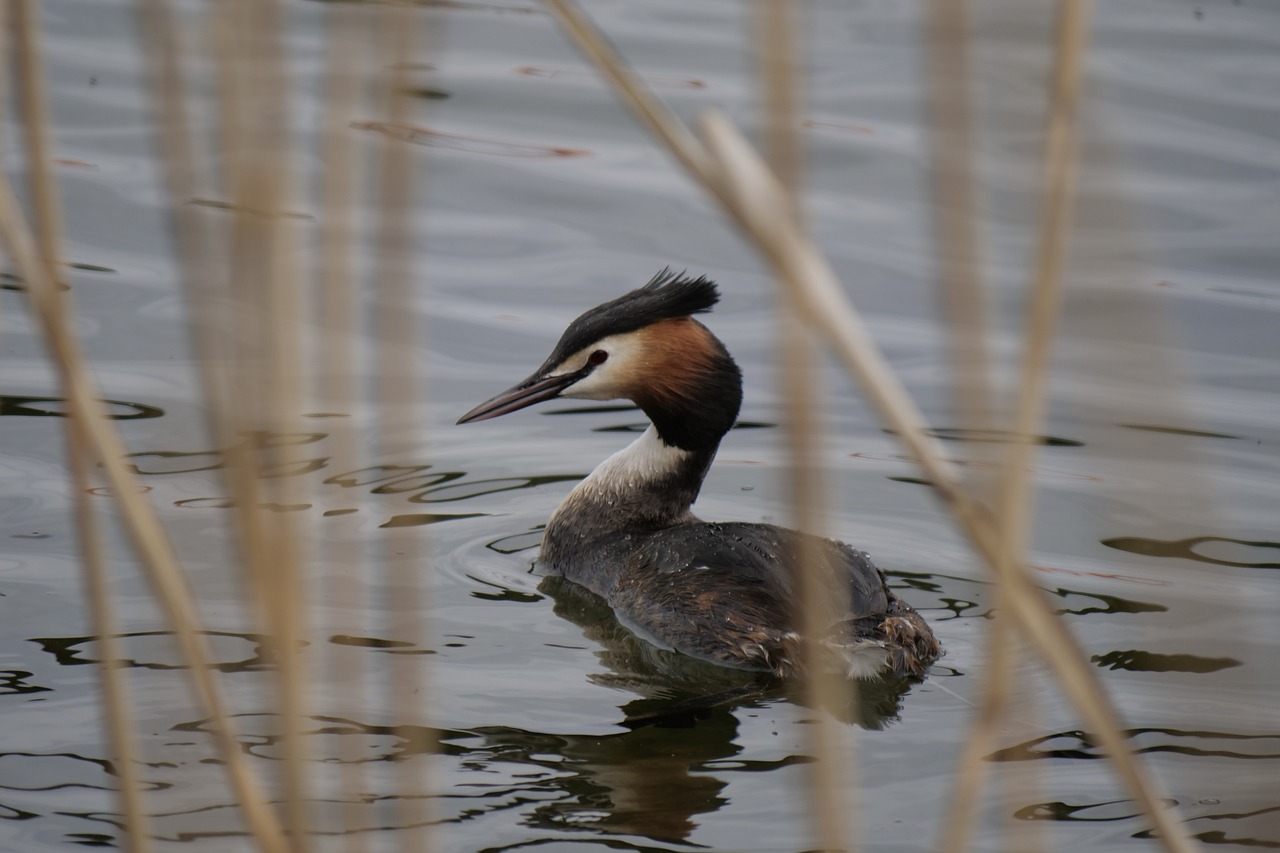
457, 269, 741, 451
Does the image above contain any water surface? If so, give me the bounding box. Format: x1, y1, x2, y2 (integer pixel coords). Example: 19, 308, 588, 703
1, 0, 1277, 851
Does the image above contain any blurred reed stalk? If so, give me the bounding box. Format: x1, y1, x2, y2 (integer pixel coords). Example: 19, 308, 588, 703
138, 0, 436, 848
315, 4, 372, 849
756, 0, 855, 850
141, 0, 439, 849
9, 2, 152, 850
544, 0, 1197, 850
922, 2, 1024, 848
16, 0, 431, 848
212, 0, 313, 843
940, 0, 1094, 849
368, 2, 434, 847
2, 34, 291, 853
135, 1, 309, 850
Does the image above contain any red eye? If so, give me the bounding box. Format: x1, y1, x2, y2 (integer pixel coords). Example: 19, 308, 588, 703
588, 349, 608, 366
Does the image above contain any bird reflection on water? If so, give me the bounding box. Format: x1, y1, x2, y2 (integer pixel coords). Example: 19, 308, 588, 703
540, 574, 926, 732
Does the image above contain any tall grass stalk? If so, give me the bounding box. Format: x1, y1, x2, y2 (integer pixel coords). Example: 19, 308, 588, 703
369, 4, 434, 848
316, 4, 372, 849
922, 2, 1023, 848
942, 0, 1096, 848
756, 1, 856, 850
0, 162, 290, 853
12, 3, 152, 849
200, 1, 314, 846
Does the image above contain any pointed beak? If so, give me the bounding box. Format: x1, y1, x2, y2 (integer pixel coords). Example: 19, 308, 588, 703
456, 371, 581, 424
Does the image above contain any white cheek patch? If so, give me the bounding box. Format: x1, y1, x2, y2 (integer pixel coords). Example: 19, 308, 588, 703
555, 333, 643, 401
562, 372, 613, 401
547, 351, 589, 378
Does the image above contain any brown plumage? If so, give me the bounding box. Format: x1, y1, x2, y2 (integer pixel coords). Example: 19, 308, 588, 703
626, 318, 725, 411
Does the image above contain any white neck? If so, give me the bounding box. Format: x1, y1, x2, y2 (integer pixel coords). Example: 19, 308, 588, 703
542, 425, 708, 566
577, 424, 689, 493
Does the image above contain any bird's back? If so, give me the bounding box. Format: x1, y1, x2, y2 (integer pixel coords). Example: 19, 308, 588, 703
546, 521, 938, 678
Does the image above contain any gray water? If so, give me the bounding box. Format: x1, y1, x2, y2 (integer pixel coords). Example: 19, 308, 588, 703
2, 0, 1277, 851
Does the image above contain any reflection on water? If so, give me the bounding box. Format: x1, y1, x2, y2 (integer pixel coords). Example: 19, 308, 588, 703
1016, 798, 1176, 823
888, 570, 1170, 621
439, 715, 745, 843
1046, 588, 1168, 617
153, 710, 748, 845
32, 631, 273, 674
1090, 649, 1241, 674
990, 728, 1280, 763
542, 575, 925, 731
892, 427, 1087, 447
381, 512, 488, 527
351, 120, 590, 158
893, 570, 986, 621
1, 260, 113, 292
328, 634, 436, 656
852, 451, 1102, 483
116, 431, 586, 529
0, 671, 50, 696
485, 528, 545, 555
0, 752, 122, 793
187, 198, 312, 219
1137, 804, 1280, 849
1103, 536, 1280, 570
515, 64, 708, 90
1019, 800, 1280, 850
1, 395, 163, 420
405, 476, 582, 504
1118, 424, 1242, 440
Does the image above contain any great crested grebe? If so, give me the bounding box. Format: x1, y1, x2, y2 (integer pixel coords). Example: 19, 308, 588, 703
458, 270, 940, 679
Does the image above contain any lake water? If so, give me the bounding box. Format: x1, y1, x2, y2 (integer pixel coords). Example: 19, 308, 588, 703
1, 0, 1277, 851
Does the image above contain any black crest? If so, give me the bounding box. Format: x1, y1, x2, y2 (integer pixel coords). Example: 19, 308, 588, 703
543, 269, 720, 366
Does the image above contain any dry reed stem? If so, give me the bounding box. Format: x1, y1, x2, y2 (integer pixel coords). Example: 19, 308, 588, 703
370, 4, 433, 847
756, 1, 853, 849
134, 0, 236, 441
215, 3, 313, 845
66, 445, 153, 853
0, 2, 8, 154
10, 3, 313, 850
923, 0, 1011, 846
543, 3, 1196, 850
316, 4, 371, 850
780, 308, 853, 851
0, 170, 289, 853
986, 5, 1088, 851
11, 4, 152, 848
921, 5, 1016, 839
941, 611, 1014, 853
926, 0, 995, 445
13, 0, 57, 256
142, 1, 324, 846
544, 0, 711, 180
945, 1, 1095, 850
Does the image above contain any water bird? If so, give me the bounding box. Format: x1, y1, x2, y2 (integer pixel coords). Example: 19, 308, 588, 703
458, 270, 941, 679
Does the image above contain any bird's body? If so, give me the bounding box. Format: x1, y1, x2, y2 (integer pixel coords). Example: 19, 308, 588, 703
459, 271, 940, 679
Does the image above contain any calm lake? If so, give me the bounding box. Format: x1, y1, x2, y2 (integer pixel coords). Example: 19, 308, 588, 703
1, 0, 1277, 851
